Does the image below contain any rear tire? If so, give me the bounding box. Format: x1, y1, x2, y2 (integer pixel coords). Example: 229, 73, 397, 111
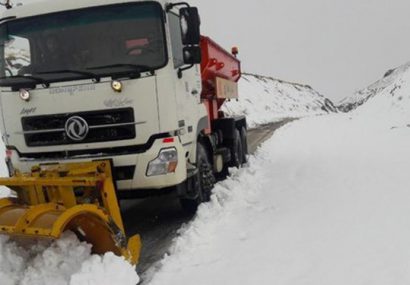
230, 129, 243, 168
240, 126, 248, 164
180, 142, 215, 214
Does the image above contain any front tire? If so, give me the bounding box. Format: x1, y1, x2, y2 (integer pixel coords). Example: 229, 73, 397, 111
180, 142, 215, 214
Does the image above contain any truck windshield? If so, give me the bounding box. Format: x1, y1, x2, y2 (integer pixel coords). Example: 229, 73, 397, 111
0, 2, 167, 87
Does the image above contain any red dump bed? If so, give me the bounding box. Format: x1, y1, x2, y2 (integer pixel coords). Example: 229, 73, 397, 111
200, 36, 241, 126
200, 36, 241, 88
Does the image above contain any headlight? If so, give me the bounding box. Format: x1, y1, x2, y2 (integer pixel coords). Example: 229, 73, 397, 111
146, 148, 178, 177
111, 80, 123, 92
19, 89, 31, 101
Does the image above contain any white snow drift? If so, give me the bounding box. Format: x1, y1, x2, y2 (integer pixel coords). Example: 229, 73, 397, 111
148, 65, 410, 284
223, 73, 336, 128
0, 232, 139, 285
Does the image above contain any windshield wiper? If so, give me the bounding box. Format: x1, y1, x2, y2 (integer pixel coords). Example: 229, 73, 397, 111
0, 75, 50, 88
36, 69, 101, 83
86, 64, 154, 78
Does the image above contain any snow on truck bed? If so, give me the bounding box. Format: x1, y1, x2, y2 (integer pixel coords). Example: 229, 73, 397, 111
148, 66, 410, 284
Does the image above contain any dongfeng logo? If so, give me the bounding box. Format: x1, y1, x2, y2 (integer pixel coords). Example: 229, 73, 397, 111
65, 116, 89, 141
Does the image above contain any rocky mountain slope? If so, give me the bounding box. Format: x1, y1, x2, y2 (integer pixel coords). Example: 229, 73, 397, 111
338, 63, 410, 112
223, 73, 337, 128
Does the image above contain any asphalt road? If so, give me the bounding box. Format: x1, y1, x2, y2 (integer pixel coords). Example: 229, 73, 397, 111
119, 119, 294, 282
246, 119, 294, 154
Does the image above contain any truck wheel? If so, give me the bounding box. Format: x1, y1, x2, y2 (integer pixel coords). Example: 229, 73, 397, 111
230, 129, 243, 168
180, 142, 215, 214
240, 126, 248, 164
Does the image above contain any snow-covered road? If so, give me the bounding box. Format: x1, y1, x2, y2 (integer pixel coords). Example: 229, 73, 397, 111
148, 110, 410, 284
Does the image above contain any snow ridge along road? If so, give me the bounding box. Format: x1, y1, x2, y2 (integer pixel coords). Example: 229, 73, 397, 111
147, 64, 410, 284
148, 112, 410, 285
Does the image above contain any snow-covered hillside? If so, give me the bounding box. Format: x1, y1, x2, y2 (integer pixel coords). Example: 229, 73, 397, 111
223, 73, 337, 128
147, 65, 410, 284
352, 62, 410, 125
338, 62, 410, 112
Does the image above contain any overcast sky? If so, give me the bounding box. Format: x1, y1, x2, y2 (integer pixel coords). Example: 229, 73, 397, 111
189, 0, 410, 102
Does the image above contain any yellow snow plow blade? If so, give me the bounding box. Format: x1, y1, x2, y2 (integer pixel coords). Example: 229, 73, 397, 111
0, 160, 141, 265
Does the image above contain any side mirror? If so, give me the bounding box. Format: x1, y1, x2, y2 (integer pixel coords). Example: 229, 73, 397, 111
180, 7, 201, 45
183, 46, 201, 65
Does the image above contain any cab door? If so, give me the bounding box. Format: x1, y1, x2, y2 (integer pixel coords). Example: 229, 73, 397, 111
168, 11, 204, 148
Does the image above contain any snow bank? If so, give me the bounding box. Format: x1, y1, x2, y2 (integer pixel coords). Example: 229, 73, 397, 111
223, 73, 336, 128
0, 232, 139, 285
148, 65, 410, 284
148, 112, 410, 285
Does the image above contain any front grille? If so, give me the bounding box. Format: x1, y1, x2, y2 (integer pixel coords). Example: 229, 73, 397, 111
22, 108, 136, 147
12, 133, 169, 160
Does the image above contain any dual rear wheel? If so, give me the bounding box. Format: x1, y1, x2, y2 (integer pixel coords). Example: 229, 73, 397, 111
231, 127, 248, 167
180, 126, 248, 214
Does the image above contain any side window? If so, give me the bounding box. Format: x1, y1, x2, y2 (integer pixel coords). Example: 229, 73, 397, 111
169, 13, 184, 68
4, 36, 31, 76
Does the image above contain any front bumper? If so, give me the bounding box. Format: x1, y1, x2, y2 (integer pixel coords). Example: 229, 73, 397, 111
8, 136, 187, 191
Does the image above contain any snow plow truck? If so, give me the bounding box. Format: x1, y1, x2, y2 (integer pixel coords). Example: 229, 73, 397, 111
0, 0, 246, 265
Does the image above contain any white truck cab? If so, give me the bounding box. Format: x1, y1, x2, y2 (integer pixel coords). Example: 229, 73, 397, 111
0, 0, 208, 194
0, 0, 247, 212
